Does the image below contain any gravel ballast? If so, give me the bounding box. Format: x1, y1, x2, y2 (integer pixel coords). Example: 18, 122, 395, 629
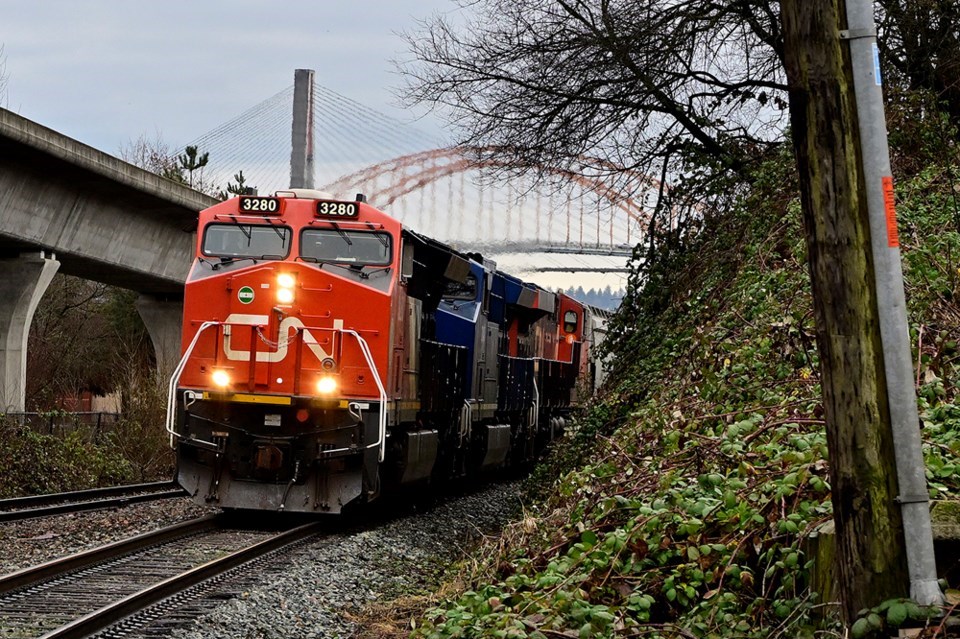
0, 481, 522, 638
162, 481, 521, 639
0, 497, 215, 575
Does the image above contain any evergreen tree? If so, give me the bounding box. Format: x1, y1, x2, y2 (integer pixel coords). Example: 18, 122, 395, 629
177, 145, 209, 188
225, 170, 256, 197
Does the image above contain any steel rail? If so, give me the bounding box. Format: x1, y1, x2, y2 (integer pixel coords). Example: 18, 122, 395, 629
0, 481, 187, 523
0, 480, 178, 510
0, 515, 218, 595
38, 521, 323, 639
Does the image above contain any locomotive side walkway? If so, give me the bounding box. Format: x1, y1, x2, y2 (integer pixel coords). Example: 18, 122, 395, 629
0, 108, 217, 409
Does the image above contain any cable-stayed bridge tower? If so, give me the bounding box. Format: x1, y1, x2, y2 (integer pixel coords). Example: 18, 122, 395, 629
289, 69, 316, 189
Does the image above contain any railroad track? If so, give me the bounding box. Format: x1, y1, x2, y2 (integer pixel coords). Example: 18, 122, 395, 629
0, 482, 187, 523
0, 514, 322, 638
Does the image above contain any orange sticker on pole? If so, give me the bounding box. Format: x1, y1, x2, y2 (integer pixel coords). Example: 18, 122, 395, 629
882, 176, 899, 247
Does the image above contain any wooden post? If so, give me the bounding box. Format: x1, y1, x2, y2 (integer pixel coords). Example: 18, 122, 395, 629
780, 0, 909, 623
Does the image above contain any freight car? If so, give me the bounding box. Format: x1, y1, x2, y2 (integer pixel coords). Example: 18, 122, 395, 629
166, 189, 602, 513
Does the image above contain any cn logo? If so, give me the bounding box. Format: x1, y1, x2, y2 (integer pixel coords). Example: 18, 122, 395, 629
221, 314, 342, 363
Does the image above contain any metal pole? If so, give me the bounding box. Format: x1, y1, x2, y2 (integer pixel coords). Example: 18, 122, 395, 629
842, 0, 943, 606
289, 69, 315, 189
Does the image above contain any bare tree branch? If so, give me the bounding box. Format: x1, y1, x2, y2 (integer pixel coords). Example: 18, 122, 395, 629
876, 0, 960, 121
399, 0, 788, 211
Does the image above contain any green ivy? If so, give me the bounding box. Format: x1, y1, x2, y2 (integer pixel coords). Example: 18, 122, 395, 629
415, 121, 960, 638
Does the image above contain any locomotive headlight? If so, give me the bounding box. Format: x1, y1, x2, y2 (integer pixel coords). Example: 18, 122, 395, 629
316, 376, 337, 395
276, 273, 296, 304
211, 369, 231, 388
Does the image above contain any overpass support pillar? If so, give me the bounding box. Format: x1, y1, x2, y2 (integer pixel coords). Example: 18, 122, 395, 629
135, 296, 183, 379
0, 252, 60, 412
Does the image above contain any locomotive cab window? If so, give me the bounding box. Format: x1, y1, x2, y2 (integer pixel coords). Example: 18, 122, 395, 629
300, 229, 392, 265
563, 310, 579, 334
443, 273, 477, 301
202, 223, 292, 258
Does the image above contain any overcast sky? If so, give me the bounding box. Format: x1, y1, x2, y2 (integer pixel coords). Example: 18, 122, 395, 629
0, 2, 628, 292
0, 0, 455, 154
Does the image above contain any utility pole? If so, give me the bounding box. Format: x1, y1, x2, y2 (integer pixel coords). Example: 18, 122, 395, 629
780, 0, 942, 622
290, 68, 316, 189
842, 0, 942, 607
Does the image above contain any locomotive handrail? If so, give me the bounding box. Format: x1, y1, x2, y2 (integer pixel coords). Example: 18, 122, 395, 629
166, 321, 387, 462
166, 321, 221, 446
337, 329, 388, 462
306, 219, 386, 230
298, 327, 387, 462
531, 379, 540, 433
266, 322, 387, 460
460, 400, 474, 446
212, 213, 287, 223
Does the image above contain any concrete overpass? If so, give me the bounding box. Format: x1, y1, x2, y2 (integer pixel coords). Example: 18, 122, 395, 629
0, 108, 217, 410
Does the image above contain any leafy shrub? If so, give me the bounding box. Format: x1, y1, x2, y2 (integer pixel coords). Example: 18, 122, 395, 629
111, 370, 175, 482
0, 420, 135, 497
415, 134, 960, 638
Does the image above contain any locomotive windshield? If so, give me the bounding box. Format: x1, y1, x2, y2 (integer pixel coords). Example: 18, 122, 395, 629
443, 273, 478, 301
203, 223, 292, 258
300, 229, 392, 265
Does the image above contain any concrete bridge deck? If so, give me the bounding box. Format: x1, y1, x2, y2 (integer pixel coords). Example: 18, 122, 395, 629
0, 108, 218, 410
0, 108, 216, 294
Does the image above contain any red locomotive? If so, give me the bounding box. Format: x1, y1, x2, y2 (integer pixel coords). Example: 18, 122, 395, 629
167, 189, 603, 513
